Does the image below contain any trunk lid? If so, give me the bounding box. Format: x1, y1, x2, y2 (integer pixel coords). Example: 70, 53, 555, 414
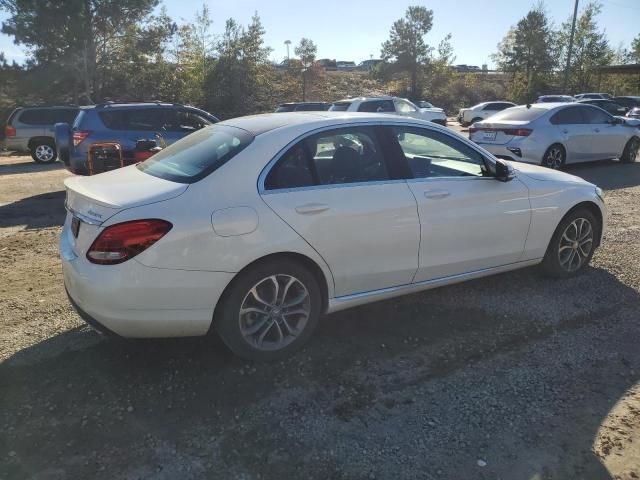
469, 120, 532, 145
64, 164, 188, 224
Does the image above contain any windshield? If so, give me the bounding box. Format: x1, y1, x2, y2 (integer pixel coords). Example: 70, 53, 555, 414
137, 125, 253, 183
486, 106, 547, 122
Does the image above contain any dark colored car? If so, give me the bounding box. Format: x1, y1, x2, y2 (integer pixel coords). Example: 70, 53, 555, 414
612, 96, 640, 110
275, 102, 332, 112
55, 102, 219, 175
577, 99, 628, 116
4, 106, 79, 163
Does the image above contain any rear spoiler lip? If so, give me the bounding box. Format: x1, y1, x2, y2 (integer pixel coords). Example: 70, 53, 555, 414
64, 201, 104, 226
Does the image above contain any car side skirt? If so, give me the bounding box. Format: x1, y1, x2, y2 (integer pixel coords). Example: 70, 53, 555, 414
327, 258, 542, 313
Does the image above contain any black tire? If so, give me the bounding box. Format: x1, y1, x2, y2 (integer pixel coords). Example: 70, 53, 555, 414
541, 143, 566, 170
541, 207, 599, 278
30, 140, 57, 163
54, 122, 71, 165
621, 136, 639, 164
214, 259, 322, 361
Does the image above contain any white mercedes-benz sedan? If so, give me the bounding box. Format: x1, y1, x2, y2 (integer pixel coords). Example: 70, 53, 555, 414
60, 112, 606, 360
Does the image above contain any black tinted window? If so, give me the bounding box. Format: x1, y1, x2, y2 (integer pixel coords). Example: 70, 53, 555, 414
550, 107, 586, 125
137, 125, 253, 183
482, 103, 500, 111
99, 108, 171, 130
357, 100, 395, 112
265, 127, 389, 189
18, 109, 59, 125
295, 103, 329, 111
582, 106, 612, 124
165, 110, 212, 132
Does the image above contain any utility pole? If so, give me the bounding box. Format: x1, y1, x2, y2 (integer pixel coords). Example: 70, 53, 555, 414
284, 40, 291, 65
562, 0, 579, 92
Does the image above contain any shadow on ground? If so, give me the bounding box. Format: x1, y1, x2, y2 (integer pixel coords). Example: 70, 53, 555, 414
563, 160, 640, 190
1, 266, 638, 479
0, 158, 64, 176
0, 190, 65, 229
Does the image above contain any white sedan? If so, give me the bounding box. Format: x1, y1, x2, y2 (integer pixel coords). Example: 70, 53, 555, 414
330, 96, 447, 125
60, 113, 606, 360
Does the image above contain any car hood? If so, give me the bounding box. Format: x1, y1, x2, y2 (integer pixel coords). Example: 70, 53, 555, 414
64, 165, 188, 224
618, 116, 640, 127
510, 161, 593, 186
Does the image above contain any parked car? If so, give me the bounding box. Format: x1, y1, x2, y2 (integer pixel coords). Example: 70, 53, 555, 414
316, 59, 337, 71
4, 106, 79, 163
612, 96, 640, 110
627, 107, 640, 119
535, 95, 575, 103
577, 99, 628, 116
55, 102, 219, 175
330, 96, 447, 125
336, 61, 356, 70
457, 101, 516, 126
275, 102, 332, 112
61, 112, 606, 361
469, 103, 640, 169
574, 93, 611, 100
356, 59, 383, 70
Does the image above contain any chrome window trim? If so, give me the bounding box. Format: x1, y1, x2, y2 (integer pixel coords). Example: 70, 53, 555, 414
257, 120, 499, 194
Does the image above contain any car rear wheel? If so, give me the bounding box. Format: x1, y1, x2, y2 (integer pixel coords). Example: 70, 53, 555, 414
214, 259, 322, 361
542, 144, 565, 170
31, 141, 57, 163
621, 137, 639, 164
541, 208, 599, 278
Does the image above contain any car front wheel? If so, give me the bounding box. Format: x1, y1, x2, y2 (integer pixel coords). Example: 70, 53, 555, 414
541, 208, 599, 278
31, 141, 57, 163
214, 259, 322, 361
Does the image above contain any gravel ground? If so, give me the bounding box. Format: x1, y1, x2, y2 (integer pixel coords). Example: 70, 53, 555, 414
1, 147, 640, 479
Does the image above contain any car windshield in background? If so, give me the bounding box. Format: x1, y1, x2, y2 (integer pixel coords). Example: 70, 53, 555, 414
487, 106, 547, 122
329, 102, 352, 111
137, 125, 253, 183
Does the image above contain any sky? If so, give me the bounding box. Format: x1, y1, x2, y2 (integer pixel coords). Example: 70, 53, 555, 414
0, 0, 638, 67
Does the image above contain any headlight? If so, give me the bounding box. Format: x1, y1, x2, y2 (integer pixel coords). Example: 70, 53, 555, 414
595, 186, 604, 201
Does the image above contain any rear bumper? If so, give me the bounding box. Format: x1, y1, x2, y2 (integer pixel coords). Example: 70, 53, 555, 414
60, 228, 235, 338
474, 142, 540, 165
4, 137, 29, 152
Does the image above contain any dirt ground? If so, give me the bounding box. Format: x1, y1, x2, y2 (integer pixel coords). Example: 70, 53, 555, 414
1, 145, 640, 479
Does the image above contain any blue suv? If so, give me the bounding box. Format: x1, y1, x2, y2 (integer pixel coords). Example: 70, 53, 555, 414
55, 102, 219, 175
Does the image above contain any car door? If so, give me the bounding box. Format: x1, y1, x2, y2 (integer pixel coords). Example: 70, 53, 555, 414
387, 125, 531, 282
548, 106, 594, 163
581, 105, 625, 159
260, 126, 420, 297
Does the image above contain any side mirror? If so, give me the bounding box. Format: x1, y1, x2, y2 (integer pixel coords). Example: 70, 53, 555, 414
494, 159, 515, 182
609, 117, 623, 125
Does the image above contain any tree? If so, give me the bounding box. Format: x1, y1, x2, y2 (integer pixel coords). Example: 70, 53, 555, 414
381, 6, 434, 98
0, 0, 167, 103
557, 1, 613, 93
629, 34, 640, 63
492, 5, 557, 101
294, 38, 317, 67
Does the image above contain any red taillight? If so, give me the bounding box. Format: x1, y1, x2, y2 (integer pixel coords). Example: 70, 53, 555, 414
73, 130, 91, 146
87, 219, 172, 265
5, 125, 16, 137
503, 128, 532, 137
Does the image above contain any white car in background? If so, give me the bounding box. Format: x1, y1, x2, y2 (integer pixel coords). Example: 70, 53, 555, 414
458, 101, 516, 126
469, 103, 640, 169
61, 112, 605, 361
330, 96, 447, 125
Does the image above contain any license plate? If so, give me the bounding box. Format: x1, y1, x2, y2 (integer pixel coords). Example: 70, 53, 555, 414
482, 131, 497, 141
71, 216, 81, 238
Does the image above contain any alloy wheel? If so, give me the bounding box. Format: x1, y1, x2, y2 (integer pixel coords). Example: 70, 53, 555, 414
238, 274, 311, 351
543, 146, 564, 170
35, 144, 55, 162
557, 217, 594, 272
627, 138, 639, 163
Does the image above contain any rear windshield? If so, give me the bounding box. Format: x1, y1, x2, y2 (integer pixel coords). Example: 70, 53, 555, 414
485, 106, 546, 122
329, 102, 351, 112
137, 125, 254, 183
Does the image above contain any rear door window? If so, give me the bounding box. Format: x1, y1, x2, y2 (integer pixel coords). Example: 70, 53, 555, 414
18, 109, 53, 125
99, 108, 171, 131
550, 107, 587, 125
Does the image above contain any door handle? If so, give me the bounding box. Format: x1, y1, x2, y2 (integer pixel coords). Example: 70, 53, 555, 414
424, 189, 450, 199
295, 203, 330, 214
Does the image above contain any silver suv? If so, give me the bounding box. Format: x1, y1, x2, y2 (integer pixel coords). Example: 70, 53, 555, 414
4, 106, 79, 163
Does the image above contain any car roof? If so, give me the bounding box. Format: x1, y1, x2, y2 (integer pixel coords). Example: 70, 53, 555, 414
334, 96, 396, 103
218, 111, 440, 136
